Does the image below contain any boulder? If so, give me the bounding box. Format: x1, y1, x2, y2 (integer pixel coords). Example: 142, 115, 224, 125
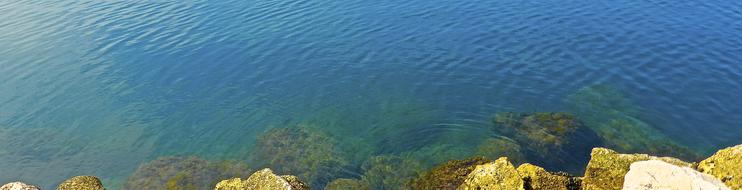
623, 160, 729, 190
56, 176, 105, 190
517, 163, 580, 190
581, 148, 692, 190
458, 157, 524, 190
214, 168, 308, 190
697, 144, 742, 189
1, 182, 40, 190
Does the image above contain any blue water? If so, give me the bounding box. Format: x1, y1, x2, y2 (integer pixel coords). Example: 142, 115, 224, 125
2, 0, 742, 189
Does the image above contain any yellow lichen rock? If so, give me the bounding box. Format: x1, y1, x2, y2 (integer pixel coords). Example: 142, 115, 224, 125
56, 176, 105, 190
698, 144, 742, 189
458, 157, 524, 190
214, 168, 308, 190
581, 148, 692, 190
516, 164, 579, 190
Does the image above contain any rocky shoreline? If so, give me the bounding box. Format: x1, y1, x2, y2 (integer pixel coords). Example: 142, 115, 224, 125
3, 144, 739, 190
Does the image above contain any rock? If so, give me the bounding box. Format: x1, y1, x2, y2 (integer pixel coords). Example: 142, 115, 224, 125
697, 144, 742, 189
56, 176, 105, 190
517, 163, 580, 190
581, 148, 692, 190
458, 157, 524, 190
124, 156, 250, 190
1, 182, 40, 190
214, 168, 309, 190
411, 157, 492, 190
622, 160, 729, 190
324, 179, 370, 190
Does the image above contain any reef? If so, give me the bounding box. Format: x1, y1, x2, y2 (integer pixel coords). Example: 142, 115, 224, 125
123, 156, 250, 190
56, 176, 104, 190
474, 137, 526, 165
324, 179, 370, 190
250, 125, 350, 188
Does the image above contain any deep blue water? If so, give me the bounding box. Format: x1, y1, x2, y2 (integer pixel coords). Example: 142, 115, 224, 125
2, 0, 742, 189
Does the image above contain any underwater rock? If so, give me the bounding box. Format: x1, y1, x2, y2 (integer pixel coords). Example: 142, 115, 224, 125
324, 179, 370, 190
581, 148, 692, 190
492, 112, 598, 173
697, 144, 742, 189
360, 155, 423, 190
475, 137, 526, 165
124, 156, 250, 190
622, 160, 729, 190
214, 168, 308, 190
566, 85, 700, 161
1, 182, 40, 190
411, 157, 492, 190
56, 176, 104, 190
516, 163, 580, 190
251, 126, 349, 188
458, 157, 523, 190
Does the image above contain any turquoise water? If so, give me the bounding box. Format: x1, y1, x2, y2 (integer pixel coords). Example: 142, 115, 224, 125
1, 0, 742, 189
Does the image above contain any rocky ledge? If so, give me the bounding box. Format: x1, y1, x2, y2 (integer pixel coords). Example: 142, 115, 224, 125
2, 144, 740, 190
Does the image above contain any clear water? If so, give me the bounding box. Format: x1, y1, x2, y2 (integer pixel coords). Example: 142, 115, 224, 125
1, 0, 741, 189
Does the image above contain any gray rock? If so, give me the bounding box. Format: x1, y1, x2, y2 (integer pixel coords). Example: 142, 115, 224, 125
1, 182, 40, 190
622, 160, 729, 190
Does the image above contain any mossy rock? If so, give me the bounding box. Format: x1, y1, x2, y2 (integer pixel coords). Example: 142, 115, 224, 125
214, 168, 309, 190
324, 179, 370, 190
475, 137, 526, 165
252, 125, 349, 188
581, 148, 692, 190
124, 156, 250, 190
57, 176, 105, 190
411, 157, 491, 190
517, 164, 580, 190
697, 144, 742, 189
458, 157, 524, 190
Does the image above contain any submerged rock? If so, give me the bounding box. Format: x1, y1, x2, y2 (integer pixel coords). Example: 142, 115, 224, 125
124, 156, 250, 190
214, 168, 308, 190
1, 182, 40, 190
697, 144, 742, 189
251, 126, 349, 188
581, 148, 692, 190
458, 157, 523, 190
475, 137, 526, 165
411, 157, 492, 190
324, 179, 370, 190
622, 160, 729, 190
492, 112, 598, 173
517, 164, 580, 190
566, 85, 700, 161
360, 155, 423, 190
56, 176, 104, 190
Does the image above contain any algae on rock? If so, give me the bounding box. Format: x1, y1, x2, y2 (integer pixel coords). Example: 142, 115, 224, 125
411, 157, 492, 190
458, 157, 524, 190
251, 125, 350, 188
516, 163, 580, 190
214, 168, 308, 190
475, 137, 526, 165
360, 155, 423, 190
124, 156, 250, 190
697, 144, 742, 189
57, 176, 105, 190
581, 148, 692, 190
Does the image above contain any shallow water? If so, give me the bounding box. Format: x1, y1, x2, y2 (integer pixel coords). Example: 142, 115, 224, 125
1, 0, 742, 189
